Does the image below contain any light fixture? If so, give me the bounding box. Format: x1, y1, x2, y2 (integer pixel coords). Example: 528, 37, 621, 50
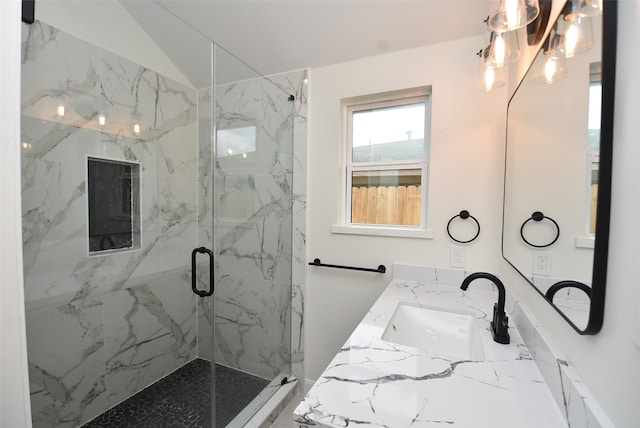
557, 13, 594, 58
487, 0, 540, 32
133, 123, 141, 135
242, 152, 248, 159
487, 31, 520, 67
57, 104, 65, 117
226, 148, 233, 156
476, 47, 506, 92
533, 33, 568, 84
98, 114, 106, 127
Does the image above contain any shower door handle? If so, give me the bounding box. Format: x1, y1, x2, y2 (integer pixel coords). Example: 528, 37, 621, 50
191, 247, 214, 297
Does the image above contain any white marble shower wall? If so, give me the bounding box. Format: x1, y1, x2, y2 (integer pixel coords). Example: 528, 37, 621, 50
196, 75, 295, 380
21, 21, 199, 427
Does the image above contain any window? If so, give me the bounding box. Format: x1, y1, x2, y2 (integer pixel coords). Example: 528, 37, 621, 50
587, 64, 601, 235
342, 88, 431, 233
88, 157, 140, 254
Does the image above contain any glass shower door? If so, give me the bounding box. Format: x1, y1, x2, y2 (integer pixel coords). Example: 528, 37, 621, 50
19, 3, 220, 427
204, 44, 294, 427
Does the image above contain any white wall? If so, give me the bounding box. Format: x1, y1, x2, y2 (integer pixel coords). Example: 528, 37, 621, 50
0, 1, 32, 426
306, 36, 508, 380
502, 1, 640, 426
35, 0, 192, 88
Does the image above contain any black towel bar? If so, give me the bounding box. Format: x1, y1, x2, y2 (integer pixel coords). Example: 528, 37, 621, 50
308, 258, 386, 274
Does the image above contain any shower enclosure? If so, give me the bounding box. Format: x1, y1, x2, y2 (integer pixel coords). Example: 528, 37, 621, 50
20, 2, 293, 427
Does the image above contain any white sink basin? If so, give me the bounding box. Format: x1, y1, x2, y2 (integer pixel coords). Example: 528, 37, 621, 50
381, 303, 485, 361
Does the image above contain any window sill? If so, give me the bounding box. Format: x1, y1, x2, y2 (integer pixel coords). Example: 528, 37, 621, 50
575, 236, 595, 249
331, 224, 435, 239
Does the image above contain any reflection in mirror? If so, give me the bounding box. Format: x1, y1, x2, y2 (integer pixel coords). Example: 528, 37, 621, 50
503, 1, 615, 334
587, 63, 601, 234
216, 126, 258, 219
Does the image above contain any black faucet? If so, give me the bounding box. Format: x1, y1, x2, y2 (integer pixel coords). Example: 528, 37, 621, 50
460, 272, 510, 344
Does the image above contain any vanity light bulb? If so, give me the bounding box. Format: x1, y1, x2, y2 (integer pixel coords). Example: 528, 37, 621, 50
57, 104, 65, 117
242, 152, 248, 159
476, 46, 506, 92
133, 123, 140, 134
493, 33, 507, 67
227, 148, 233, 156
98, 115, 106, 126
558, 15, 593, 58
544, 58, 557, 83
485, 67, 496, 90
505, 0, 520, 29
564, 23, 579, 57
487, 31, 520, 67
533, 53, 567, 85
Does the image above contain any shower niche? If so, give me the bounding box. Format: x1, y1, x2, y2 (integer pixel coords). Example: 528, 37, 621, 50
87, 157, 141, 254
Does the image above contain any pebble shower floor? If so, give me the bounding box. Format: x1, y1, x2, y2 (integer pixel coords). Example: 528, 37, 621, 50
82, 359, 269, 428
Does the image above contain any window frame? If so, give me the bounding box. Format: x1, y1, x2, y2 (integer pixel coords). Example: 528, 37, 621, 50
338, 89, 432, 237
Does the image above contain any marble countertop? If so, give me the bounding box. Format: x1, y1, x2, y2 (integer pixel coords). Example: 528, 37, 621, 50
294, 278, 566, 427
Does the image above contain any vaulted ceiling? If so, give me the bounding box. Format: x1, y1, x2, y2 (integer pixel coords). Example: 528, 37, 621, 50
151, 0, 491, 77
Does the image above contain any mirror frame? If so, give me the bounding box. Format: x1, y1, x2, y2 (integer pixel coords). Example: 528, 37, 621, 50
502, 0, 618, 334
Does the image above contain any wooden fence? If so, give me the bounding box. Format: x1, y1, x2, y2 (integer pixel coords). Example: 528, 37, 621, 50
351, 185, 421, 225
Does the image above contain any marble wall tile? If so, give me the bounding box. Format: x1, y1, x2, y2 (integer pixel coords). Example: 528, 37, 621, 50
102, 272, 196, 407
197, 71, 298, 384
21, 120, 198, 303
99, 49, 198, 141
22, 20, 200, 426
197, 296, 214, 361
26, 300, 106, 428
212, 264, 291, 379
21, 22, 101, 135
216, 174, 292, 283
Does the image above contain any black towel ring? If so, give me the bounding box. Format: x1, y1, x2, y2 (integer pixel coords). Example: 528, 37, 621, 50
446, 210, 480, 244
545, 280, 592, 301
520, 211, 560, 248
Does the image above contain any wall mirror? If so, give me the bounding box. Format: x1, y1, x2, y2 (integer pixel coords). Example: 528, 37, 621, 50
503, 0, 617, 334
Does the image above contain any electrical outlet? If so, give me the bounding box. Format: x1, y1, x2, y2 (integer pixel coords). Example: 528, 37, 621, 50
450, 246, 465, 268
532, 251, 552, 275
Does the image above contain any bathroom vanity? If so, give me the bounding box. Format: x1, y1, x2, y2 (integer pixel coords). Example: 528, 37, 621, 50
293, 266, 566, 427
